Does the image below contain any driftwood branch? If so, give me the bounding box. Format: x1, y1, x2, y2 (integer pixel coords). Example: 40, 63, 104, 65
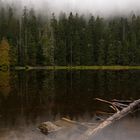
80, 99, 140, 140
112, 99, 133, 104
38, 98, 140, 140
95, 98, 120, 112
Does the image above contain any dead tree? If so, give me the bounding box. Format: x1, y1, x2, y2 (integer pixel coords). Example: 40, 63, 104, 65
80, 99, 140, 140
38, 98, 140, 140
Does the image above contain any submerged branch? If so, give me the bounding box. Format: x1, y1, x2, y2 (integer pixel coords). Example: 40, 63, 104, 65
81, 99, 140, 140
38, 98, 140, 140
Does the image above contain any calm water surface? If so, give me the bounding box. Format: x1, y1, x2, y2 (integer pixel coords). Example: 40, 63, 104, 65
0, 70, 140, 140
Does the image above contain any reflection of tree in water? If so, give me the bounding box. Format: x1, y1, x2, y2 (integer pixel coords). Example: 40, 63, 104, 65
0, 38, 11, 97
0, 71, 10, 97
0, 70, 48, 127
0, 70, 140, 128
0, 70, 14, 129
53, 70, 140, 119
13, 71, 50, 122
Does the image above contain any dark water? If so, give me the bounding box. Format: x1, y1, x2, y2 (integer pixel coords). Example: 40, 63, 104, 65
0, 70, 140, 140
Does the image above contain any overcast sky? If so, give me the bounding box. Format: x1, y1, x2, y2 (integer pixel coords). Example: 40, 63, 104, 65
2, 0, 140, 16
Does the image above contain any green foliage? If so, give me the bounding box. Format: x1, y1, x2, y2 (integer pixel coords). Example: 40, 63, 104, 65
0, 2, 140, 66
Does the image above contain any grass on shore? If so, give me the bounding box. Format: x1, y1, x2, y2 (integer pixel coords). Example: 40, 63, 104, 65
14, 65, 140, 70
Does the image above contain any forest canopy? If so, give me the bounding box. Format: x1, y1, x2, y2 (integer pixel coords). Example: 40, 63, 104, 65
0, 4, 140, 66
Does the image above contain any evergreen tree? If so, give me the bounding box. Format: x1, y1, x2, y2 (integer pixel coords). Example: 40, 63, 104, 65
0, 3, 140, 67
98, 39, 106, 65
84, 16, 95, 65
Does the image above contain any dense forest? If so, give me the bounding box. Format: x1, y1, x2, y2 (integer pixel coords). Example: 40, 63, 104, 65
0, 5, 140, 66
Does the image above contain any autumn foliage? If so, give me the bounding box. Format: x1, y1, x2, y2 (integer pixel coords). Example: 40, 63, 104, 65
0, 38, 10, 66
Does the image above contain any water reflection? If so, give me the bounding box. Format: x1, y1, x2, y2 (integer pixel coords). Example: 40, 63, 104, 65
0, 71, 10, 97
0, 70, 140, 140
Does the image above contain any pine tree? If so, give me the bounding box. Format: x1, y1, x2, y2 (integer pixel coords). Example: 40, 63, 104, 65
98, 39, 106, 65
85, 16, 95, 65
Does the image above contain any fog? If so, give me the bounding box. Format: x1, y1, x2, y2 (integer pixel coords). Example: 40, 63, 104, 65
1, 0, 140, 16
0, 116, 140, 140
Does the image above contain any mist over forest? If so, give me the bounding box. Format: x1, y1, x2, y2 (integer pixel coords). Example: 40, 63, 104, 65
1, 0, 140, 17
1, 0, 140, 67
0, 1, 140, 140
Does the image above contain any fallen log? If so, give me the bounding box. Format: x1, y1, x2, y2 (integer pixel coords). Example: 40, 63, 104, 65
38, 121, 62, 135
80, 99, 140, 140
38, 117, 94, 135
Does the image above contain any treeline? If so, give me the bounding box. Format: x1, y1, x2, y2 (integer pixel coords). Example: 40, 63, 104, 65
0, 5, 140, 66
0, 6, 46, 66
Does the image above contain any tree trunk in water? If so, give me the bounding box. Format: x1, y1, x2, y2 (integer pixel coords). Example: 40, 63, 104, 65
81, 99, 140, 140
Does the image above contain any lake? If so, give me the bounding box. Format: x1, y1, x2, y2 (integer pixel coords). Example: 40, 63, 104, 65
0, 70, 140, 140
